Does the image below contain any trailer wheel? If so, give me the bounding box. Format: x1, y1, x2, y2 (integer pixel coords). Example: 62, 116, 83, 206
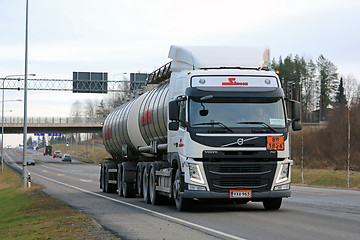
100, 165, 105, 191
117, 164, 123, 197
137, 165, 143, 197
122, 162, 136, 198
104, 167, 109, 193
149, 165, 164, 205
143, 166, 150, 203
104, 165, 117, 193
173, 168, 192, 211
263, 198, 282, 210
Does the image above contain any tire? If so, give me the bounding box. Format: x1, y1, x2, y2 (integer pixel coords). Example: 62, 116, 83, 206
122, 162, 136, 198
149, 165, 164, 205
137, 164, 143, 197
142, 166, 150, 203
173, 168, 192, 211
117, 164, 123, 197
263, 198, 282, 210
100, 165, 104, 190
104, 166, 109, 193
104, 165, 117, 193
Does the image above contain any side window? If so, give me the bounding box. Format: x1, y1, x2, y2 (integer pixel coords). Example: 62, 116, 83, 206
179, 101, 186, 128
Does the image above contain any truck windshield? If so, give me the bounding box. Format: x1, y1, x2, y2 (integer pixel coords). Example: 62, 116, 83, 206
189, 97, 286, 129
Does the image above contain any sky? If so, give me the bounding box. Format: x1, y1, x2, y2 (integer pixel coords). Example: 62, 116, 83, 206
1, 0, 360, 146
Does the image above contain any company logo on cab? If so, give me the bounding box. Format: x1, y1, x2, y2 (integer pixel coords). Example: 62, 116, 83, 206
222, 78, 248, 86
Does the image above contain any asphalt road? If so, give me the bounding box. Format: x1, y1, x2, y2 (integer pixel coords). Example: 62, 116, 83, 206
5, 149, 360, 240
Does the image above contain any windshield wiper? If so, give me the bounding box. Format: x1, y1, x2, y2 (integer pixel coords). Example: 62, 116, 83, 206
193, 122, 234, 133
237, 121, 276, 133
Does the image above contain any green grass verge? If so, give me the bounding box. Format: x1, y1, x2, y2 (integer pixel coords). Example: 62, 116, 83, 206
0, 166, 118, 240
292, 168, 360, 190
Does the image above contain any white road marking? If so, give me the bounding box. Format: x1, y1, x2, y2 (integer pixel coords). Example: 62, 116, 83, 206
31, 172, 246, 240
80, 179, 92, 183
57, 174, 64, 176
42, 170, 48, 173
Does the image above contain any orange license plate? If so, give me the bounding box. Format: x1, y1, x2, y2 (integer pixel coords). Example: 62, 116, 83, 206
267, 136, 284, 150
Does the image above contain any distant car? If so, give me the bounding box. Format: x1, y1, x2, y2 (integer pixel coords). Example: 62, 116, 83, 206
62, 154, 71, 162
26, 157, 35, 166
53, 150, 62, 158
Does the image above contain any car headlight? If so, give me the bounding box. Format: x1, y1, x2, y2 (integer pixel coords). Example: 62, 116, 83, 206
188, 163, 205, 184
276, 163, 289, 184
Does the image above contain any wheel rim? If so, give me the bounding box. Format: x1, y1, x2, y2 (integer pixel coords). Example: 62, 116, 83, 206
149, 168, 155, 201
173, 172, 181, 202
137, 168, 142, 196
143, 168, 148, 202
118, 166, 122, 196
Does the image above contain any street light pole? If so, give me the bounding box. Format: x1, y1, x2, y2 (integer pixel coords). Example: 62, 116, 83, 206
1, 74, 28, 175
22, 0, 29, 188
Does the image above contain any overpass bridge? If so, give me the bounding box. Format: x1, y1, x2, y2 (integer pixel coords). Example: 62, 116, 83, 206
2, 117, 104, 134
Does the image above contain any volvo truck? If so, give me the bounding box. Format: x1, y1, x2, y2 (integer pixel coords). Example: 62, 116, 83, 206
100, 46, 302, 211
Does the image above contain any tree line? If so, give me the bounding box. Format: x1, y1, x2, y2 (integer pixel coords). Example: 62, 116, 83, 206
272, 54, 360, 172
270, 54, 359, 122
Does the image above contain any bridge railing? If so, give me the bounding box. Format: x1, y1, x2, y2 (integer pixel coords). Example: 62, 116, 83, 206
3, 117, 105, 125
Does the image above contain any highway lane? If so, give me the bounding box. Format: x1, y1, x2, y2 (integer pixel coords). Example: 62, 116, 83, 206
5, 149, 360, 240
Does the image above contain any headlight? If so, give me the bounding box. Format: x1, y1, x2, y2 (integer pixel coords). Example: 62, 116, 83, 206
276, 163, 289, 184
188, 163, 204, 184
274, 183, 290, 191
188, 184, 206, 191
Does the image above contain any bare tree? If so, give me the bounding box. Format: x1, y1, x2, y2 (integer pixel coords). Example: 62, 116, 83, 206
343, 74, 359, 106
302, 59, 317, 122
84, 99, 98, 119
70, 100, 82, 119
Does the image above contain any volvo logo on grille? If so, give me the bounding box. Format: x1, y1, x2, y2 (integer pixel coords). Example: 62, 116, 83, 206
221, 136, 259, 147
236, 138, 244, 145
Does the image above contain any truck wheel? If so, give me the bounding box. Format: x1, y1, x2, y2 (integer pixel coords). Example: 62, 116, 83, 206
143, 167, 150, 203
117, 164, 123, 197
104, 167, 109, 193
149, 166, 164, 205
263, 198, 282, 210
122, 162, 136, 198
104, 165, 117, 193
137, 165, 143, 197
173, 168, 192, 211
100, 165, 105, 191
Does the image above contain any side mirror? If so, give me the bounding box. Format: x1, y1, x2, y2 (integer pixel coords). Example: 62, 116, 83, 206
169, 100, 179, 121
291, 101, 301, 121
292, 121, 302, 131
169, 122, 179, 131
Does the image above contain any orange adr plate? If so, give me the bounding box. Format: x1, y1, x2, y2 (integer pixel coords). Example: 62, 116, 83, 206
267, 136, 284, 150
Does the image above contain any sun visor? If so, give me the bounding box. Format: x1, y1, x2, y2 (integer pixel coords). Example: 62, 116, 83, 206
185, 87, 284, 98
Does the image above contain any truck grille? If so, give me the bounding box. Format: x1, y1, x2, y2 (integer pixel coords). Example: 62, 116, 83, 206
203, 162, 276, 193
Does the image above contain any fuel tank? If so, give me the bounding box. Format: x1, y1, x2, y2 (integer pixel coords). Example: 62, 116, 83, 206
103, 82, 169, 159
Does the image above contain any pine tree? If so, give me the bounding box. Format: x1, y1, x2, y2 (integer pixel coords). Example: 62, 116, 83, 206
27, 137, 33, 148
335, 77, 347, 106
316, 55, 338, 121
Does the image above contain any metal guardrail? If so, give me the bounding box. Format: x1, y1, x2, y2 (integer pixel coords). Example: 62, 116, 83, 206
3, 159, 22, 177
1, 78, 147, 93
3, 117, 105, 125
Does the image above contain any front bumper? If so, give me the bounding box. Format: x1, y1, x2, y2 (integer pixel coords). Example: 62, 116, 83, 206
182, 189, 291, 199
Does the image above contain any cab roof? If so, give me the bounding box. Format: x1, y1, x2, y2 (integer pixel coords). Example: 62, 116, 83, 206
168, 45, 270, 72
